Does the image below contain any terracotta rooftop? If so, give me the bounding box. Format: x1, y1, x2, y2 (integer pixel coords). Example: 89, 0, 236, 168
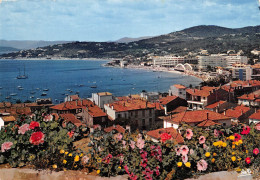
104, 125, 126, 134
170, 106, 188, 114
97, 92, 112, 96
146, 127, 184, 144
0, 102, 12, 108
1, 116, 16, 122
117, 94, 141, 101
173, 84, 186, 89
223, 105, 251, 118
163, 110, 231, 124
186, 86, 219, 97
197, 120, 220, 127
51, 113, 59, 120
151, 102, 164, 111
205, 100, 227, 109
237, 89, 260, 101
106, 99, 155, 112
159, 96, 178, 105
249, 110, 260, 120
60, 113, 82, 127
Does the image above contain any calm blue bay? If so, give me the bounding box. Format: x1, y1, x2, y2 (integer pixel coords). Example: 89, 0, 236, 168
0, 60, 201, 103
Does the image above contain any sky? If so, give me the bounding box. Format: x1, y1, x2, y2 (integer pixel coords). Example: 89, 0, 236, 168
0, 0, 259, 42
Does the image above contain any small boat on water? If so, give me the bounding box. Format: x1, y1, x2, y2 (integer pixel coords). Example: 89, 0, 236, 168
43, 88, 49, 91
30, 96, 35, 99
41, 92, 47, 96
0, 87, 2, 89
90, 85, 97, 88
18, 87, 24, 90
5, 96, 11, 99
17, 66, 28, 79
78, 84, 84, 87
76, 91, 80, 94
30, 91, 36, 94
10, 93, 17, 96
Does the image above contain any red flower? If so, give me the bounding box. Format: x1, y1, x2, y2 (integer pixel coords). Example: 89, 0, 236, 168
160, 133, 172, 143
29, 131, 45, 145
241, 126, 250, 135
67, 131, 74, 138
245, 157, 251, 164
253, 148, 259, 155
29, 121, 40, 130
234, 133, 241, 142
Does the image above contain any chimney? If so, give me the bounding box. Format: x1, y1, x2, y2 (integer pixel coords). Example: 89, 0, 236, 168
146, 101, 148, 108
111, 105, 114, 110
224, 109, 226, 116
241, 110, 243, 115
206, 112, 209, 120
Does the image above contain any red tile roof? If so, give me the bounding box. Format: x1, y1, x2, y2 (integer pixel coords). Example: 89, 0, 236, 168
249, 111, 260, 120
159, 96, 178, 105
151, 102, 164, 111
60, 113, 82, 127
170, 106, 188, 114
205, 100, 226, 109
104, 125, 126, 133
146, 127, 184, 144
51, 99, 107, 117
106, 99, 155, 112
223, 105, 251, 118
197, 120, 220, 127
0, 102, 12, 108
174, 84, 186, 89
1, 116, 16, 122
163, 110, 231, 124
237, 89, 260, 101
51, 113, 59, 120
186, 86, 218, 97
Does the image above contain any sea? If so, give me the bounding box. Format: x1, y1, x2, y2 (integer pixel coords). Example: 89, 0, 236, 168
0, 60, 202, 104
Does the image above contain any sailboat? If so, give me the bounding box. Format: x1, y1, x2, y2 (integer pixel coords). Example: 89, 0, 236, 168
17, 66, 28, 79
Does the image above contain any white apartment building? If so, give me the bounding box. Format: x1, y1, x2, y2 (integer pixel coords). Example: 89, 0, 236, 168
225, 55, 248, 68
153, 55, 184, 67
198, 55, 227, 71
231, 64, 252, 81
169, 84, 186, 99
91, 92, 114, 109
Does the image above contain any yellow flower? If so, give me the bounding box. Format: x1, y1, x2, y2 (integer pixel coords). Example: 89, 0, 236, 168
97, 158, 102, 163
97, 170, 100, 174
213, 153, 217, 156
218, 141, 223, 147
118, 166, 121, 169
177, 162, 182, 167
222, 142, 227, 148
63, 160, 67, 164
232, 152, 235, 155
60, 149, 65, 154
53, 164, 57, 169
231, 156, 236, 162
185, 162, 191, 168
238, 140, 243, 145
232, 145, 235, 149
229, 135, 235, 140
236, 167, 242, 172
74, 165, 77, 168
63, 168, 67, 171
65, 152, 69, 155
74, 155, 80, 162
213, 142, 218, 146
211, 158, 215, 163
238, 158, 241, 161
205, 152, 211, 157
68, 153, 72, 157
246, 150, 248, 154
80, 153, 83, 157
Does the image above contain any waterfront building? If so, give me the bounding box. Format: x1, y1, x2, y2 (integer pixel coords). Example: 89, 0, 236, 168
237, 89, 260, 107
197, 55, 227, 71
146, 127, 184, 144
91, 92, 114, 110
104, 99, 156, 130
169, 84, 187, 99
162, 110, 232, 129
251, 64, 260, 80
225, 55, 248, 68
140, 91, 160, 102
153, 55, 184, 67
231, 63, 252, 81
65, 95, 80, 102
186, 86, 230, 110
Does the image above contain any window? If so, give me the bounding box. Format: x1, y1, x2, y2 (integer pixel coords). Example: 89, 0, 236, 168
223, 123, 226, 126
149, 118, 152, 125
118, 114, 121, 118
135, 111, 138, 117
142, 119, 145, 126
142, 110, 145, 117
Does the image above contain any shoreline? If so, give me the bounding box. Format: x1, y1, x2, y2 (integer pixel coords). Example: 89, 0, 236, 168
0, 57, 120, 61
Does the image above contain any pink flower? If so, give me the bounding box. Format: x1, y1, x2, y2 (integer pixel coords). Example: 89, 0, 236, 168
245, 157, 251, 164
181, 145, 189, 156
197, 159, 208, 171
253, 148, 259, 155
102, 154, 113, 164
190, 149, 194, 155
43, 114, 53, 122
203, 144, 209, 151
182, 154, 188, 163
136, 138, 145, 149
122, 140, 126, 149
175, 146, 182, 156
185, 129, 193, 140
255, 123, 260, 131
155, 166, 160, 176
30, 131, 45, 145
241, 126, 250, 135
199, 136, 206, 144
81, 155, 89, 165
160, 133, 172, 143
130, 140, 135, 149
1, 142, 13, 152
29, 121, 40, 130
116, 133, 123, 141
214, 129, 219, 137
234, 133, 241, 142
18, 124, 30, 134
